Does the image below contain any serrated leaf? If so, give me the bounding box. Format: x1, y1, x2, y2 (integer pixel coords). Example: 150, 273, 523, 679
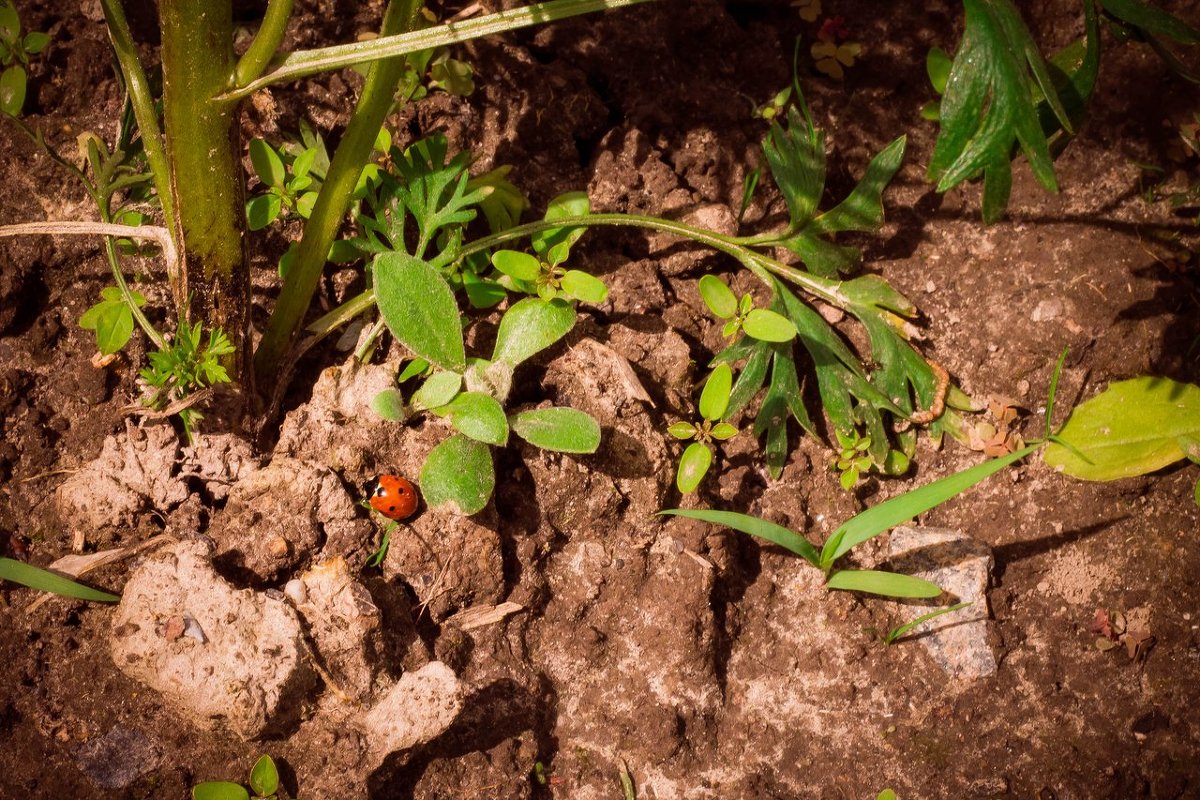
390, 134, 486, 258
676, 441, 713, 494
699, 364, 733, 421
420, 434, 495, 515
0, 558, 119, 602
374, 252, 465, 372
249, 755, 279, 797
659, 508, 820, 565
561, 270, 608, 304
442, 391, 508, 446
1044, 377, 1200, 480
826, 569, 943, 598
249, 138, 285, 187
742, 308, 797, 342
491, 250, 541, 281
698, 275, 738, 319
724, 339, 772, 420
371, 388, 407, 421
810, 136, 906, 235
492, 297, 575, 367
511, 407, 601, 453
411, 370, 462, 411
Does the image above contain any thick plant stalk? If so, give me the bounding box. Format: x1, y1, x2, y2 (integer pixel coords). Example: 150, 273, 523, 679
253, 0, 423, 386
159, 0, 250, 385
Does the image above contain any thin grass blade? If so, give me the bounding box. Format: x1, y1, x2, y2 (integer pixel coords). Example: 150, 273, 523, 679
0, 558, 120, 602
659, 509, 819, 566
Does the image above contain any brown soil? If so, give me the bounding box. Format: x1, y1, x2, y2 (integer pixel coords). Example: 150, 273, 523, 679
2, 0, 1199, 798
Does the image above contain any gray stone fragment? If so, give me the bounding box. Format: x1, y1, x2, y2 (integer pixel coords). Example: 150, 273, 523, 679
888, 526, 996, 681
70, 725, 162, 790
110, 539, 315, 739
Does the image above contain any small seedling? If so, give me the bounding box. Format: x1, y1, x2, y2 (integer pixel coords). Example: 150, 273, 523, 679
193, 754, 283, 800
0, 558, 119, 603
698, 275, 796, 342
832, 428, 874, 490
0, 1, 49, 116
871, 601, 972, 645
811, 17, 862, 80
668, 364, 738, 494
140, 319, 236, 442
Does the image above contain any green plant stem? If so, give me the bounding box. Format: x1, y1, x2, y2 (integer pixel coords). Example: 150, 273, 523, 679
98, 0, 176, 249
103, 237, 167, 351
254, 0, 423, 387
233, 0, 295, 87
218, 0, 657, 103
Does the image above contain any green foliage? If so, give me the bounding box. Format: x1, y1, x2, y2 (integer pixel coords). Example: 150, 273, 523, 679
877, 602, 972, 645
663, 445, 1036, 598
420, 433, 495, 515
245, 137, 322, 230
1043, 378, 1200, 500
0, 558, 119, 603
0, 1, 49, 116
140, 321, 236, 442
669, 364, 738, 493
374, 251, 466, 372
699, 275, 796, 342
79, 287, 147, 355
832, 428, 874, 490
193, 754, 280, 800
509, 407, 601, 453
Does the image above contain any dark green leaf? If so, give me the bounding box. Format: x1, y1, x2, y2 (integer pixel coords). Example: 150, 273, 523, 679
374, 252, 466, 372
420, 434, 495, 515
724, 339, 771, 420
511, 407, 601, 453
762, 106, 825, 229
371, 388, 407, 422
810, 136, 907, 235
411, 370, 462, 411
246, 194, 281, 230
0, 65, 27, 116
1100, 0, 1200, 44
492, 297, 575, 367
249, 139, 285, 187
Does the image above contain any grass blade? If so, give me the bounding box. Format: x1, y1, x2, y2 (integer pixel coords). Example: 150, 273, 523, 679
826, 569, 942, 598
886, 601, 972, 644
0, 557, 120, 603
659, 508, 819, 566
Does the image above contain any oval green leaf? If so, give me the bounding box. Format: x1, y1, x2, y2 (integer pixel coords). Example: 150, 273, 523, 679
420, 434, 495, 515
371, 388, 407, 422
561, 270, 608, 305
292, 147, 317, 180
742, 308, 797, 342
698, 275, 738, 319
667, 421, 697, 440
249, 755, 279, 797
246, 193, 281, 231
1044, 377, 1200, 480
491, 250, 541, 282
491, 297, 575, 367
94, 302, 134, 355
374, 252, 466, 372
249, 138, 285, 187
532, 191, 589, 255
192, 783, 250, 800
510, 407, 601, 453
411, 370, 461, 411
710, 422, 738, 441
826, 569, 943, 599
676, 441, 713, 494
0, 65, 27, 117
444, 391, 509, 446
699, 363, 733, 422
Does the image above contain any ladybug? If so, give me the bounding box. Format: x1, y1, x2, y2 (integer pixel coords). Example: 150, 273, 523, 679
365, 474, 419, 521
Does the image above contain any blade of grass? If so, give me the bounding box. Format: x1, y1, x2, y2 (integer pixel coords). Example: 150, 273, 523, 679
885, 601, 971, 644
825, 569, 942, 598
659, 509, 819, 566
0, 558, 120, 603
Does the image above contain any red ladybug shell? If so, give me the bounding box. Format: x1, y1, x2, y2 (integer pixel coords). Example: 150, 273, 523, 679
366, 474, 418, 520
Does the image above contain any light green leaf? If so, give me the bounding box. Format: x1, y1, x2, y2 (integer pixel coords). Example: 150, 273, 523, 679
531, 191, 589, 255
821, 445, 1037, 567
23, 31, 49, 54
249, 138, 285, 187
826, 569, 943, 598
246, 194, 281, 230
491, 250, 541, 282
491, 297, 575, 367
0, 558, 119, 602
93, 302, 134, 355
296, 191, 317, 218
561, 270, 608, 304
710, 422, 738, 440
411, 370, 462, 411
442, 391, 509, 446
659, 508, 820, 565
0, 7, 19, 41
1044, 377, 1200, 480
192, 782, 250, 800
927, 46, 952, 93
676, 442, 713, 494
462, 270, 507, 309
877, 790, 899, 800
742, 309, 797, 342
371, 388, 407, 422
420, 434, 495, 515
511, 407, 601, 453
374, 252, 465, 372
698, 275, 738, 319
0, 65, 27, 116
699, 363, 733, 421
292, 147, 317, 180
249, 755, 279, 797
667, 421, 697, 439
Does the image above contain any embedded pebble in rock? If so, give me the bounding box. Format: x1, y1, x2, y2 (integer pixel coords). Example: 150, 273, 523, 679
70, 725, 162, 790
110, 539, 315, 739
1030, 297, 1064, 322
888, 526, 996, 682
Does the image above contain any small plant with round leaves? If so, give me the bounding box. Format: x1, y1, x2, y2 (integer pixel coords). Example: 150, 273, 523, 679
0, 1, 49, 117
193, 754, 285, 800
668, 364, 739, 493
698, 274, 797, 342
832, 428, 874, 490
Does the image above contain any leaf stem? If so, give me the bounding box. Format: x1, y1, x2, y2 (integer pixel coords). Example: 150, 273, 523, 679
233, 0, 295, 88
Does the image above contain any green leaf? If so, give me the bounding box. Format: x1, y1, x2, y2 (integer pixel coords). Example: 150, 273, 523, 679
192, 783, 250, 800
927, 46, 952, 93
821, 445, 1037, 568
420, 434, 495, 515
246, 194, 281, 230
660, 508, 820, 565
0, 558, 119, 602
491, 250, 541, 282
723, 339, 771, 420
698, 275, 738, 319
371, 388, 407, 421
411, 370, 462, 411
23, 31, 49, 54
699, 364, 733, 421
928, 0, 1069, 222
762, 105, 825, 229
91, 302, 134, 355
249, 755, 279, 797
249, 138, 285, 187
1044, 377, 1200, 480
887, 601, 972, 643
292, 147, 317, 180
560, 270, 608, 305
1100, 0, 1200, 44
491, 297, 575, 367
810, 136, 907, 236
442, 391, 509, 446
0, 7, 19, 42
510, 407, 601, 453
710, 422, 738, 440
826, 569, 943, 598
374, 252, 466, 372
389, 134, 486, 258
669, 421, 698, 439
742, 309, 797, 342
531, 191, 590, 255
462, 270, 508, 308
876, 792, 898, 800
0, 65, 26, 116
676, 442, 713, 494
